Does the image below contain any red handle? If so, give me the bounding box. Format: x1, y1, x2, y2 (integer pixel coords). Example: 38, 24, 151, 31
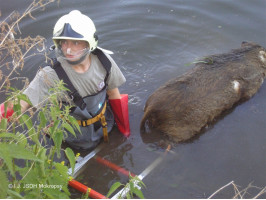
68, 179, 108, 199
95, 155, 136, 177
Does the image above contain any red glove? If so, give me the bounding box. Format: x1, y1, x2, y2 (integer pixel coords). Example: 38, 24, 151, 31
109, 94, 130, 137
0, 103, 14, 121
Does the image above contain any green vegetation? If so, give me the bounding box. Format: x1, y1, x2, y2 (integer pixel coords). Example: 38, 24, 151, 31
0, 1, 80, 198
0, 1, 146, 198
107, 173, 146, 199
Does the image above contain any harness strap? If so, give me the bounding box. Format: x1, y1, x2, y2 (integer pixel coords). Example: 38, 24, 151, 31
76, 101, 108, 142
92, 48, 111, 83
51, 58, 86, 110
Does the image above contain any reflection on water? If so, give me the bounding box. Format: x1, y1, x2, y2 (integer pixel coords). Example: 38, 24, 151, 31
1, 0, 266, 198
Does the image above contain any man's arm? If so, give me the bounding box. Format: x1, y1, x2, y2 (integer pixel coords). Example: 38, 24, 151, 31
107, 88, 121, 99
20, 100, 31, 113
0, 100, 31, 121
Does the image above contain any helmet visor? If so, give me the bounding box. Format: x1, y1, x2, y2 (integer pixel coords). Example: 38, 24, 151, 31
57, 46, 90, 62
56, 39, 90, 62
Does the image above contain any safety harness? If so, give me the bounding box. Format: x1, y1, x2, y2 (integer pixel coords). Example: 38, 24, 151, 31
77, 101, 108, 142
51, 48, 112, 142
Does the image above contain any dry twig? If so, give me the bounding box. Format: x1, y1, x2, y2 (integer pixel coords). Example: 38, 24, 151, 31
208, 181, 266, 199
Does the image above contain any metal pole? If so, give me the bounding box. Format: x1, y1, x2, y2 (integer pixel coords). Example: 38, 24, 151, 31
111, 145, 171, 199
67, 144, 107, 198
68, 143, 104, 178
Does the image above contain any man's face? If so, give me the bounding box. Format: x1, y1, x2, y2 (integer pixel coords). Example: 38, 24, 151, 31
60, 39, 89, 61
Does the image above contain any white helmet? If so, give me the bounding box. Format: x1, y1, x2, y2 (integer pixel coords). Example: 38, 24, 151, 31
53, 10, 98, 52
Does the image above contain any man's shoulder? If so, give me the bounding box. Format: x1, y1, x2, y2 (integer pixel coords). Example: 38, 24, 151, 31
38, 65, 55, 74
35, 65, 58, 81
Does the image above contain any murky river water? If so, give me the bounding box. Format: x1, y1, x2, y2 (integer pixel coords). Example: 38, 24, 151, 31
1, 0, 266, 198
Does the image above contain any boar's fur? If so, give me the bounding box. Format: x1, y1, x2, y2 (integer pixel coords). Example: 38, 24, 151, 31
140, 42, 266, 143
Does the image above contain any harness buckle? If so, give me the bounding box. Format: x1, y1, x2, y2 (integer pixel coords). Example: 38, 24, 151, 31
100, 115, 107, 126
80, 102, 86, 110
70, 91, 78, 101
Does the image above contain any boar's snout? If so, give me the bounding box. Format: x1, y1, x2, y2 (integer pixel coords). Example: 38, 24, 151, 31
259, 50, 266, 66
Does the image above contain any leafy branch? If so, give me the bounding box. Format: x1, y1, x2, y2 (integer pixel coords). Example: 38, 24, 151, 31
107, 173, 146, 199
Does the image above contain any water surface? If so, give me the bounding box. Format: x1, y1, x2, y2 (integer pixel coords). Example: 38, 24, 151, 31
1, 0, 265, 198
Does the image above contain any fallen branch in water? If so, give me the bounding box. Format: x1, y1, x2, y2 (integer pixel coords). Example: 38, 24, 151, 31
208, 181, 266, 199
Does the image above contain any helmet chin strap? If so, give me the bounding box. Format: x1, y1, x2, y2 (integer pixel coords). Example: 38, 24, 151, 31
66, 52, 88, 65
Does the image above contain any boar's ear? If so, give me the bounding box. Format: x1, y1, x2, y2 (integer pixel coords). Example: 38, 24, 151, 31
241, 41, 250, 47
241, 41, 258, 48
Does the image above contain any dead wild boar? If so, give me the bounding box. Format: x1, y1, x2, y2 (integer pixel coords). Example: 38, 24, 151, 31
140, 42, 266, 143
